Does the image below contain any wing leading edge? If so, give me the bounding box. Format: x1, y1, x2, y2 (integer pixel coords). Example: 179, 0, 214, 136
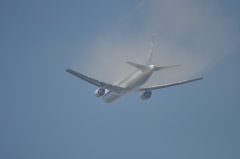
136, 77, 205, 92
66, 69, 124, 93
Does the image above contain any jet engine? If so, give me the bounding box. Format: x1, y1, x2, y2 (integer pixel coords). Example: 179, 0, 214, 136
94, 88, 105, 97
140, 91, 152, 100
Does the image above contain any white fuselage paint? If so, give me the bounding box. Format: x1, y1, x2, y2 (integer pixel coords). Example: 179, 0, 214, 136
102, 65, 155, 103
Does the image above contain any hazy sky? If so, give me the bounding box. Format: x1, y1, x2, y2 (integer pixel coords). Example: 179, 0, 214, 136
1, 0, 240, 159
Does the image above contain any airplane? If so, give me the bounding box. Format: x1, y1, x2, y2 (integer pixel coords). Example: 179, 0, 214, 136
66, 34, 204, 103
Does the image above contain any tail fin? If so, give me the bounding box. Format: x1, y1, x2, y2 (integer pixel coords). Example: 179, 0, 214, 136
145, 34, 156, 66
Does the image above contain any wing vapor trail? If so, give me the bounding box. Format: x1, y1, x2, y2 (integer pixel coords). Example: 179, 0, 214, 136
113, 0, 147, 29
208, 34, 240, 69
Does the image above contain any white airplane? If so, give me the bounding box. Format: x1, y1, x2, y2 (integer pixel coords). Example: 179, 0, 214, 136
66, 34, 204, 103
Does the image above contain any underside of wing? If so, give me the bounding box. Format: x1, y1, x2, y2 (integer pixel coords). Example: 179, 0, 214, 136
66, 69, 124, 93
136, 77, 205, 92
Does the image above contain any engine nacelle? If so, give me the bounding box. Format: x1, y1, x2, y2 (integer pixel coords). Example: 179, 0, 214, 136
94, 88, 105, 98
140, 91, 152, 100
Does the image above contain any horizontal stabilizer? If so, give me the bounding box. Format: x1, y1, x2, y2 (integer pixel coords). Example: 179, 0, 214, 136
126, 61, 150, 72
155, 64, 182, 71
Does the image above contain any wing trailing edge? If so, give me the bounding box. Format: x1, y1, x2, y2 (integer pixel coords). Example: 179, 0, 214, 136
136, 76, 205, 92
66, 68, 124, 93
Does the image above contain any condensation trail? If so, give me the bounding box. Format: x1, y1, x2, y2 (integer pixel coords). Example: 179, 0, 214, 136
113, 0, 148, 29
210, 34, 240, 69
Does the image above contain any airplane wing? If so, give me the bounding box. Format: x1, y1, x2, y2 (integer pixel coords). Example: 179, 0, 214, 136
66, 69, 124, 93
136, 77, 205, 92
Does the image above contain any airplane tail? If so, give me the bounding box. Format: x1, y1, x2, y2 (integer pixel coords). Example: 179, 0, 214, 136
154, 64, 182, 71
126, 34, 181, 72
145, 34, 156, 66
127, 61, 181, 72
145, 34, 182, 71
126, 61, 149, 72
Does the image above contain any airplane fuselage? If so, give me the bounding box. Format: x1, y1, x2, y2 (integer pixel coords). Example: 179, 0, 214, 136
102, 65, 155, 103
66, 34, 204, 104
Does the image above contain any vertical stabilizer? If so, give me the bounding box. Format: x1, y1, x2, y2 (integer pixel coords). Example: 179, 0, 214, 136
145, 34, 156, 66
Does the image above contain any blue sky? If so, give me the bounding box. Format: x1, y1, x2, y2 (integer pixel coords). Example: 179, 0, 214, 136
1, 0, 240, 159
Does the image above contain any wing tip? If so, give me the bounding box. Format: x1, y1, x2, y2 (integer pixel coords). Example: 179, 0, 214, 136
66, 68, 71, 72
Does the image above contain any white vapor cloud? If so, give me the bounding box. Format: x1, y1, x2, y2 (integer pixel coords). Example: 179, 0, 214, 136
113, 0, 148, 29
75, 0, 239, 86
